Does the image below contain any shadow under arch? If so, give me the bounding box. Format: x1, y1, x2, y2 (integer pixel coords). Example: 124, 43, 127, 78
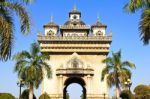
63, 77, 86, 99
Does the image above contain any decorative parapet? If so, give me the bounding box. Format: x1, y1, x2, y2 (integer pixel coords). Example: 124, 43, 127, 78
60, 25, 90, 29
38, 35, 112, 42
56, 68, 94, 76
40, 49, 109, 53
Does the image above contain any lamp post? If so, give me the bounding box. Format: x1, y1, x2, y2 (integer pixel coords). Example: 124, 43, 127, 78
124, 79, 132, 91
103, 93, 106, 99
17, 79, 24, 99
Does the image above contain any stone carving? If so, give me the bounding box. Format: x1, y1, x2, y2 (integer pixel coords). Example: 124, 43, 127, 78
47, 30, 55, 36
67, 57, 83, 69
96, 30, 103, 36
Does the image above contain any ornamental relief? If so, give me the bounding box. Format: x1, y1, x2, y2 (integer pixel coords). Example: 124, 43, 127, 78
47, 30, 55, 36
96, 30, 103, 36
66, 56, 84, 69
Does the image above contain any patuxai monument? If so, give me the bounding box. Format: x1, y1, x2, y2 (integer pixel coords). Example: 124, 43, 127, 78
38, 6, 112, 99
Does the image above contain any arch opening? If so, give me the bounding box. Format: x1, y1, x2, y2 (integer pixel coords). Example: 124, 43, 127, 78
63, 77, 86, 99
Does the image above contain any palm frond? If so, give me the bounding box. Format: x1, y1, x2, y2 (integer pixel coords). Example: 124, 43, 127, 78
1, 2, 31, 34
18, 0, 34, 4
112, 51, 121, 67
124, 0, 146, 13
121, 61, 136, 69
107, 73, 115, 88
14, 60, 28, 72
119, 68, 131, 83
139, 8, 150, 44
41, 62, 52, 78
30, 42, 40, 57
0, 15, 14, 61
13, 51, 31, 61
40, 54, 50, 61
101, 65, 113, 81
34, 67, 43, 88
26, 65, 36, 81
122, 67, 132, 78
102, 57, 114, 67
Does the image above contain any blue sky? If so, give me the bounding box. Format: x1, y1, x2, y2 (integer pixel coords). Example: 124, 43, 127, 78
0, 0, 150, 99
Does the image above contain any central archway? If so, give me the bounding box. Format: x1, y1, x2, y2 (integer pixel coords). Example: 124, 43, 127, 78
63, 77, 86, 99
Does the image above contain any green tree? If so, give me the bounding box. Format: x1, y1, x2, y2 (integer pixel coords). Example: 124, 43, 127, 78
80, 94, 83, 99
101, 50, 135, 99
134, 84, 150, 99
66, 92, 69, 99
0, 93, 15, 99
13, 42, 52, 99
21, 89, 36, 99
0, 0, 32, 61
39, 93, 51, 99
120, 90, 134, 99
124, 0, 150, 45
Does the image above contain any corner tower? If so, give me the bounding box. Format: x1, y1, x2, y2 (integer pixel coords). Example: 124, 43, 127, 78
38, 7, 112, 99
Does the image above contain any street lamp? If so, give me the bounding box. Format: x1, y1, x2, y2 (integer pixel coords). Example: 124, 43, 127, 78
17, 79, 25, 99
124, 79, 132, 91
103, 93, 106, 99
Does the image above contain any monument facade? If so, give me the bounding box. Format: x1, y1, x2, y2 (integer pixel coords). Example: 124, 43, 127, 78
38, 7, 112, 99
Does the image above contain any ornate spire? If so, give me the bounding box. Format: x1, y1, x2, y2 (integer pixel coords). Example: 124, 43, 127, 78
95, 13, 102, 26
97, 13, 100, 23
69, 5, 81, 18
43, 14, 59, 28
50, 14, 53, 22
91, 14, 107, 28
73, 4, 77, 11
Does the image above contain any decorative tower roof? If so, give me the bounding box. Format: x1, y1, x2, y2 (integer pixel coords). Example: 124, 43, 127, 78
64, 20, 85, 25
69, 5, 81, 17
63, 6, 87, 27
91, 17, 107, 28
43, 16, 59, 28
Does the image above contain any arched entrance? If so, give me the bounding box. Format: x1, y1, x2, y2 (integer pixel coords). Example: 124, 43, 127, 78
63, 77, 86, 99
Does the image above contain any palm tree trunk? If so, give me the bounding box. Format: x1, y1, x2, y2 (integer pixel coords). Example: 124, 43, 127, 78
116, 83, 121, 99
115, 72, 121, 99
116, 87, 119, 99
29, 84, 33, 99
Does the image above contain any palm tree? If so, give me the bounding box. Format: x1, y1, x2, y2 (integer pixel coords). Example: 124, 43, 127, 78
0, 0, 32, 61
101, 50, 135, 99
124, 0, 150, 45
13, 42, 52, 99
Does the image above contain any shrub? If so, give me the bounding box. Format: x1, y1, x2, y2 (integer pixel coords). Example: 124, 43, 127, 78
134, 85, 150, 99
120, 90, 134, 99
21, 89, 36, 99
0, 93, 15, 99
39, 93, 51, 99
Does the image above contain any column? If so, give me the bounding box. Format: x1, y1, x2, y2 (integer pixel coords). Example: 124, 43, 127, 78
87, 74, 91, 98
58, 75, 63, 98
